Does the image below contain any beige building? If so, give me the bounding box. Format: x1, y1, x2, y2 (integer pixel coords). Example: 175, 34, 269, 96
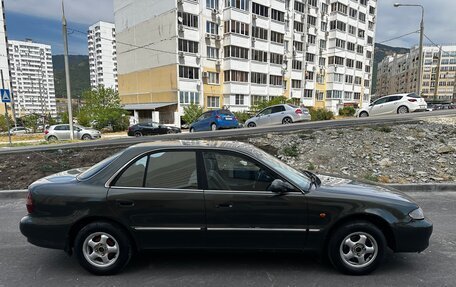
114, 0, 377, 126
377, 45, 456, 103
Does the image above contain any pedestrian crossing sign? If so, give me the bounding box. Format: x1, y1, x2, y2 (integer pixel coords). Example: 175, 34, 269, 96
1, 89, 11, 103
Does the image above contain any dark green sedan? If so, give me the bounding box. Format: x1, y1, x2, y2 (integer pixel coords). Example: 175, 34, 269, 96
20, 141, 432, 275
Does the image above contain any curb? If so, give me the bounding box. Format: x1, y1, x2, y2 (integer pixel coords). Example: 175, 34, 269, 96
0, 190, 27, 199
0, 184, 455, 199
386, 184, 456, 192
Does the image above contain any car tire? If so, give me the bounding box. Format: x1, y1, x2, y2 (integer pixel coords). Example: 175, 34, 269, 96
47, 135, 58, 141
190, 128, 195, 133
247, 122, 256, 128
397, 106, 409, 114
134, 131, 142, 137
167, 130, 174, 134
328, 221, 386, 275
359, 112, 369, 118
211, 123, 217, 131
81, 134, 92, 140
74, 221, 132, 276
282, 117, 293, 125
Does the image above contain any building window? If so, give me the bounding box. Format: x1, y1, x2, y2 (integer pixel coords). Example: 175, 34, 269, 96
355, 76, 362, 85
331, 2, 348, 15
224, 70, 249, 82
356, 61, 363, 70
294, 21, 304, 33
306, 53, 315, 63
345, 75, 353, 84
292, 60, 302, 70
180, 91, 200, 105
270, 53, 283, 65
270, 31, 284, 44
330, 20, 346, 32
235, 94, 245, 105
207, 72, 220, 84
357, 45, 364, 54
271, 9, 285, 22
206, 0, 219, 9
348, 25, 356, 35
358, 29, 365, 39
327, 90, 343, 99
292, 79, 301, 89
347, 42, 355, 51
179, 66, 200, 79
207, 96, 220, 108
316, 91, 324, 101
270, 75, 283, 86
346, 58, 354, 68
251, 72, 268, 84
295, 1, 305, 13
224, 20, 249, 36
252, 49, 268, 62
206, 21, 219, 35
178, 39, 199, 53
321, 21, 327, 32
224, 45, 249, 59
307, 15, 317, 26
359, 12, 366, 23
336, 38, 346, 49
178, 12, 198, 28
304, 89, 313, 98
207, 46, 219, 59
226, 0, 249, 11
294, 41, 303, 52
252, 95, 267, 105
252, 2, 268, 17
305, 71, 314, 80
252, 26, 268, 40
308, 34, 316, 45
349, 8, 357, 18
319, 39, 327, 49
354, 92, 361, 100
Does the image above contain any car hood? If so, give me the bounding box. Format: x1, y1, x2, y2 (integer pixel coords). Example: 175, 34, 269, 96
316, 175, 416, 204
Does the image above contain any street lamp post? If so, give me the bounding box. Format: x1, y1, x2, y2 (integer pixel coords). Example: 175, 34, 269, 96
394, 3, 424, 97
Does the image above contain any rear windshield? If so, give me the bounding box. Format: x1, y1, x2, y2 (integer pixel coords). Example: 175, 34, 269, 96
407, 93, 421, 98
219, 110, 234, 116
287, 104, 299, 108
77, 151, 123, 181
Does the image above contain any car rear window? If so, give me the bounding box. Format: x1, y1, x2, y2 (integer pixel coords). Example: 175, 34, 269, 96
407, 93, 421, 98
287, 104, 299, 108
77, 151, 123, 181
220, 110, 234, 116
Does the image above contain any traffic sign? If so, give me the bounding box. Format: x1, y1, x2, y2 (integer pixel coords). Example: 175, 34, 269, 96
1, 89, 11, 103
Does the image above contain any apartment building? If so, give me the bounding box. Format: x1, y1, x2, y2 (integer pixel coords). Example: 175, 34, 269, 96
88, 21, 118, 90
8, 39, 57, 117
0, 0, 11, 115
377, 45, 456, 102
114, 0, 377, 125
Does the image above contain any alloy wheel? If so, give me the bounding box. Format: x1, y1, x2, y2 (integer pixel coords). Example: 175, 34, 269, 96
82, 232, 119, 268
339, 232, 378, 269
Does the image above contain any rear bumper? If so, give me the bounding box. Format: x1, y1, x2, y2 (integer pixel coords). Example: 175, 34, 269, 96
393, 218, 433, 253
20, 215, 67, 250
294, 114, 311, 122
216, 121, 239, 129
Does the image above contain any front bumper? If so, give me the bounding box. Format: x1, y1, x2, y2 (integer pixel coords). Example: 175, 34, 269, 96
20, 215, 68, 250
393, 218, 433, 253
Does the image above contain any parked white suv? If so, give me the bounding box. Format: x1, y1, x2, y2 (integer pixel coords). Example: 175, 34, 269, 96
356, 93, 427, 117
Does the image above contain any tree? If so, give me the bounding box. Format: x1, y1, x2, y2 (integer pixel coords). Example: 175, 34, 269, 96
78, 87, 129, 132
21, 114, 40, 132
0, 114, 13, 132
182, 104, 204, 125
251, 96, 295, 112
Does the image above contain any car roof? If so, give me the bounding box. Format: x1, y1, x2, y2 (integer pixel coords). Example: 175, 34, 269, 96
129, 140, 256, 153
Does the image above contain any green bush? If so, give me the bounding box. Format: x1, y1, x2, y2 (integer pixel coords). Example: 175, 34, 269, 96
0, 114, 13, 132
233, 111, 252, 124
252, 96, 295, 112
338, 106, 356, 117
182, 104, 204, 125
282, 145, 299, 157
310, 108, 335, 121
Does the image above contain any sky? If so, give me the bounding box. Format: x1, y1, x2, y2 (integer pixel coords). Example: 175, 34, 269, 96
3, 0, 456, 55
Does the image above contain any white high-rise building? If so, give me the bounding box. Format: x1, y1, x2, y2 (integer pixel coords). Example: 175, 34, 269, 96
88, 21, 118, 90
8, 39, 57, 117
0, 0, 11, 115
114, 0, 377, 125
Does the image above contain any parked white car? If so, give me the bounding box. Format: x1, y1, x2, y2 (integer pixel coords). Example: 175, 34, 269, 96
9, 126, 31, 135
245, 104, 311, 127
356, 93, 427, 117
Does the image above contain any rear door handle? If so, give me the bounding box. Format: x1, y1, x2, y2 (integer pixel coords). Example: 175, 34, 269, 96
216, 203, 233, 208
116, 200, 135, 207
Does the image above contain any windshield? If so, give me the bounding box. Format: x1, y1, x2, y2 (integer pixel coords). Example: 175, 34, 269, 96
254, 148, 311, 190
77, 151, 123, 181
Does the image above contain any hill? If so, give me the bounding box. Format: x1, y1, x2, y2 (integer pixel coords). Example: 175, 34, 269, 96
53, 55, 90, 98
372, 43, 410, 93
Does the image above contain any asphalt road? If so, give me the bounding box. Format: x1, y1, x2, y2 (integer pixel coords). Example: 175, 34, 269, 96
1, 191, 455, 287
1, 110, 455, 154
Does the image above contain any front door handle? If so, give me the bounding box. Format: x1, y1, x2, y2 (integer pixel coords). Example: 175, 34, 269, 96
116, 200, 135, 207
216, 203, 233, 208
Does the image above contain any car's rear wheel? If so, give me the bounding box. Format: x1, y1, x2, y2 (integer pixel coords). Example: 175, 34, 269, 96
134, 131, 142, 137
282, 117, 293, 124
211, 123, 217, 131
81, 134, 92, 140
247, 122, 256, 128
74, 222, 132, 275
397, 106, 409, 114
328, 221, 386, 275
359, 111, 369, 117
189, 128, 195, 133
47, 135, 58, 141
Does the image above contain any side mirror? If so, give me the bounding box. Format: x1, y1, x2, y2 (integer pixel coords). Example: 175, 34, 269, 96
268, 179, 295, 194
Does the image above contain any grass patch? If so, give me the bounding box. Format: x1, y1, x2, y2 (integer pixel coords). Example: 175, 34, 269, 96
372, 126, 392, 133
282, 145, 299, 157
307, 162, 316, 171
363, 173, 379, 182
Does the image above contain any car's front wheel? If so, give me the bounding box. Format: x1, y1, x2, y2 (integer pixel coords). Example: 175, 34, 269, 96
328, 221, 386, 275
81, 134, 92, 140
359, 111, 369, 118
211, 123, 217, 131
247, 122, 256, 128
74, 222, 132, 275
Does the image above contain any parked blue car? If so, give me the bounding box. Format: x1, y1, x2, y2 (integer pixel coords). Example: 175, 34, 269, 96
189, 109, 239, 132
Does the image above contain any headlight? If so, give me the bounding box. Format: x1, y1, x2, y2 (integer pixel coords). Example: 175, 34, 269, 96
409, 207, 425, 220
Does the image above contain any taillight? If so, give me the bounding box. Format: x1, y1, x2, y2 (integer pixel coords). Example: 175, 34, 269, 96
215, 115, 221, 119
408, 99, 417, 102
26, 192, 34, 214
295, 109, 303, 114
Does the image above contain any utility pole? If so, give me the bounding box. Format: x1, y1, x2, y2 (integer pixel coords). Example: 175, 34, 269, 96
418, 9, 424, 97
62, 0, 74, 140
433, 46, 442, 102
1, 70, 12, 146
